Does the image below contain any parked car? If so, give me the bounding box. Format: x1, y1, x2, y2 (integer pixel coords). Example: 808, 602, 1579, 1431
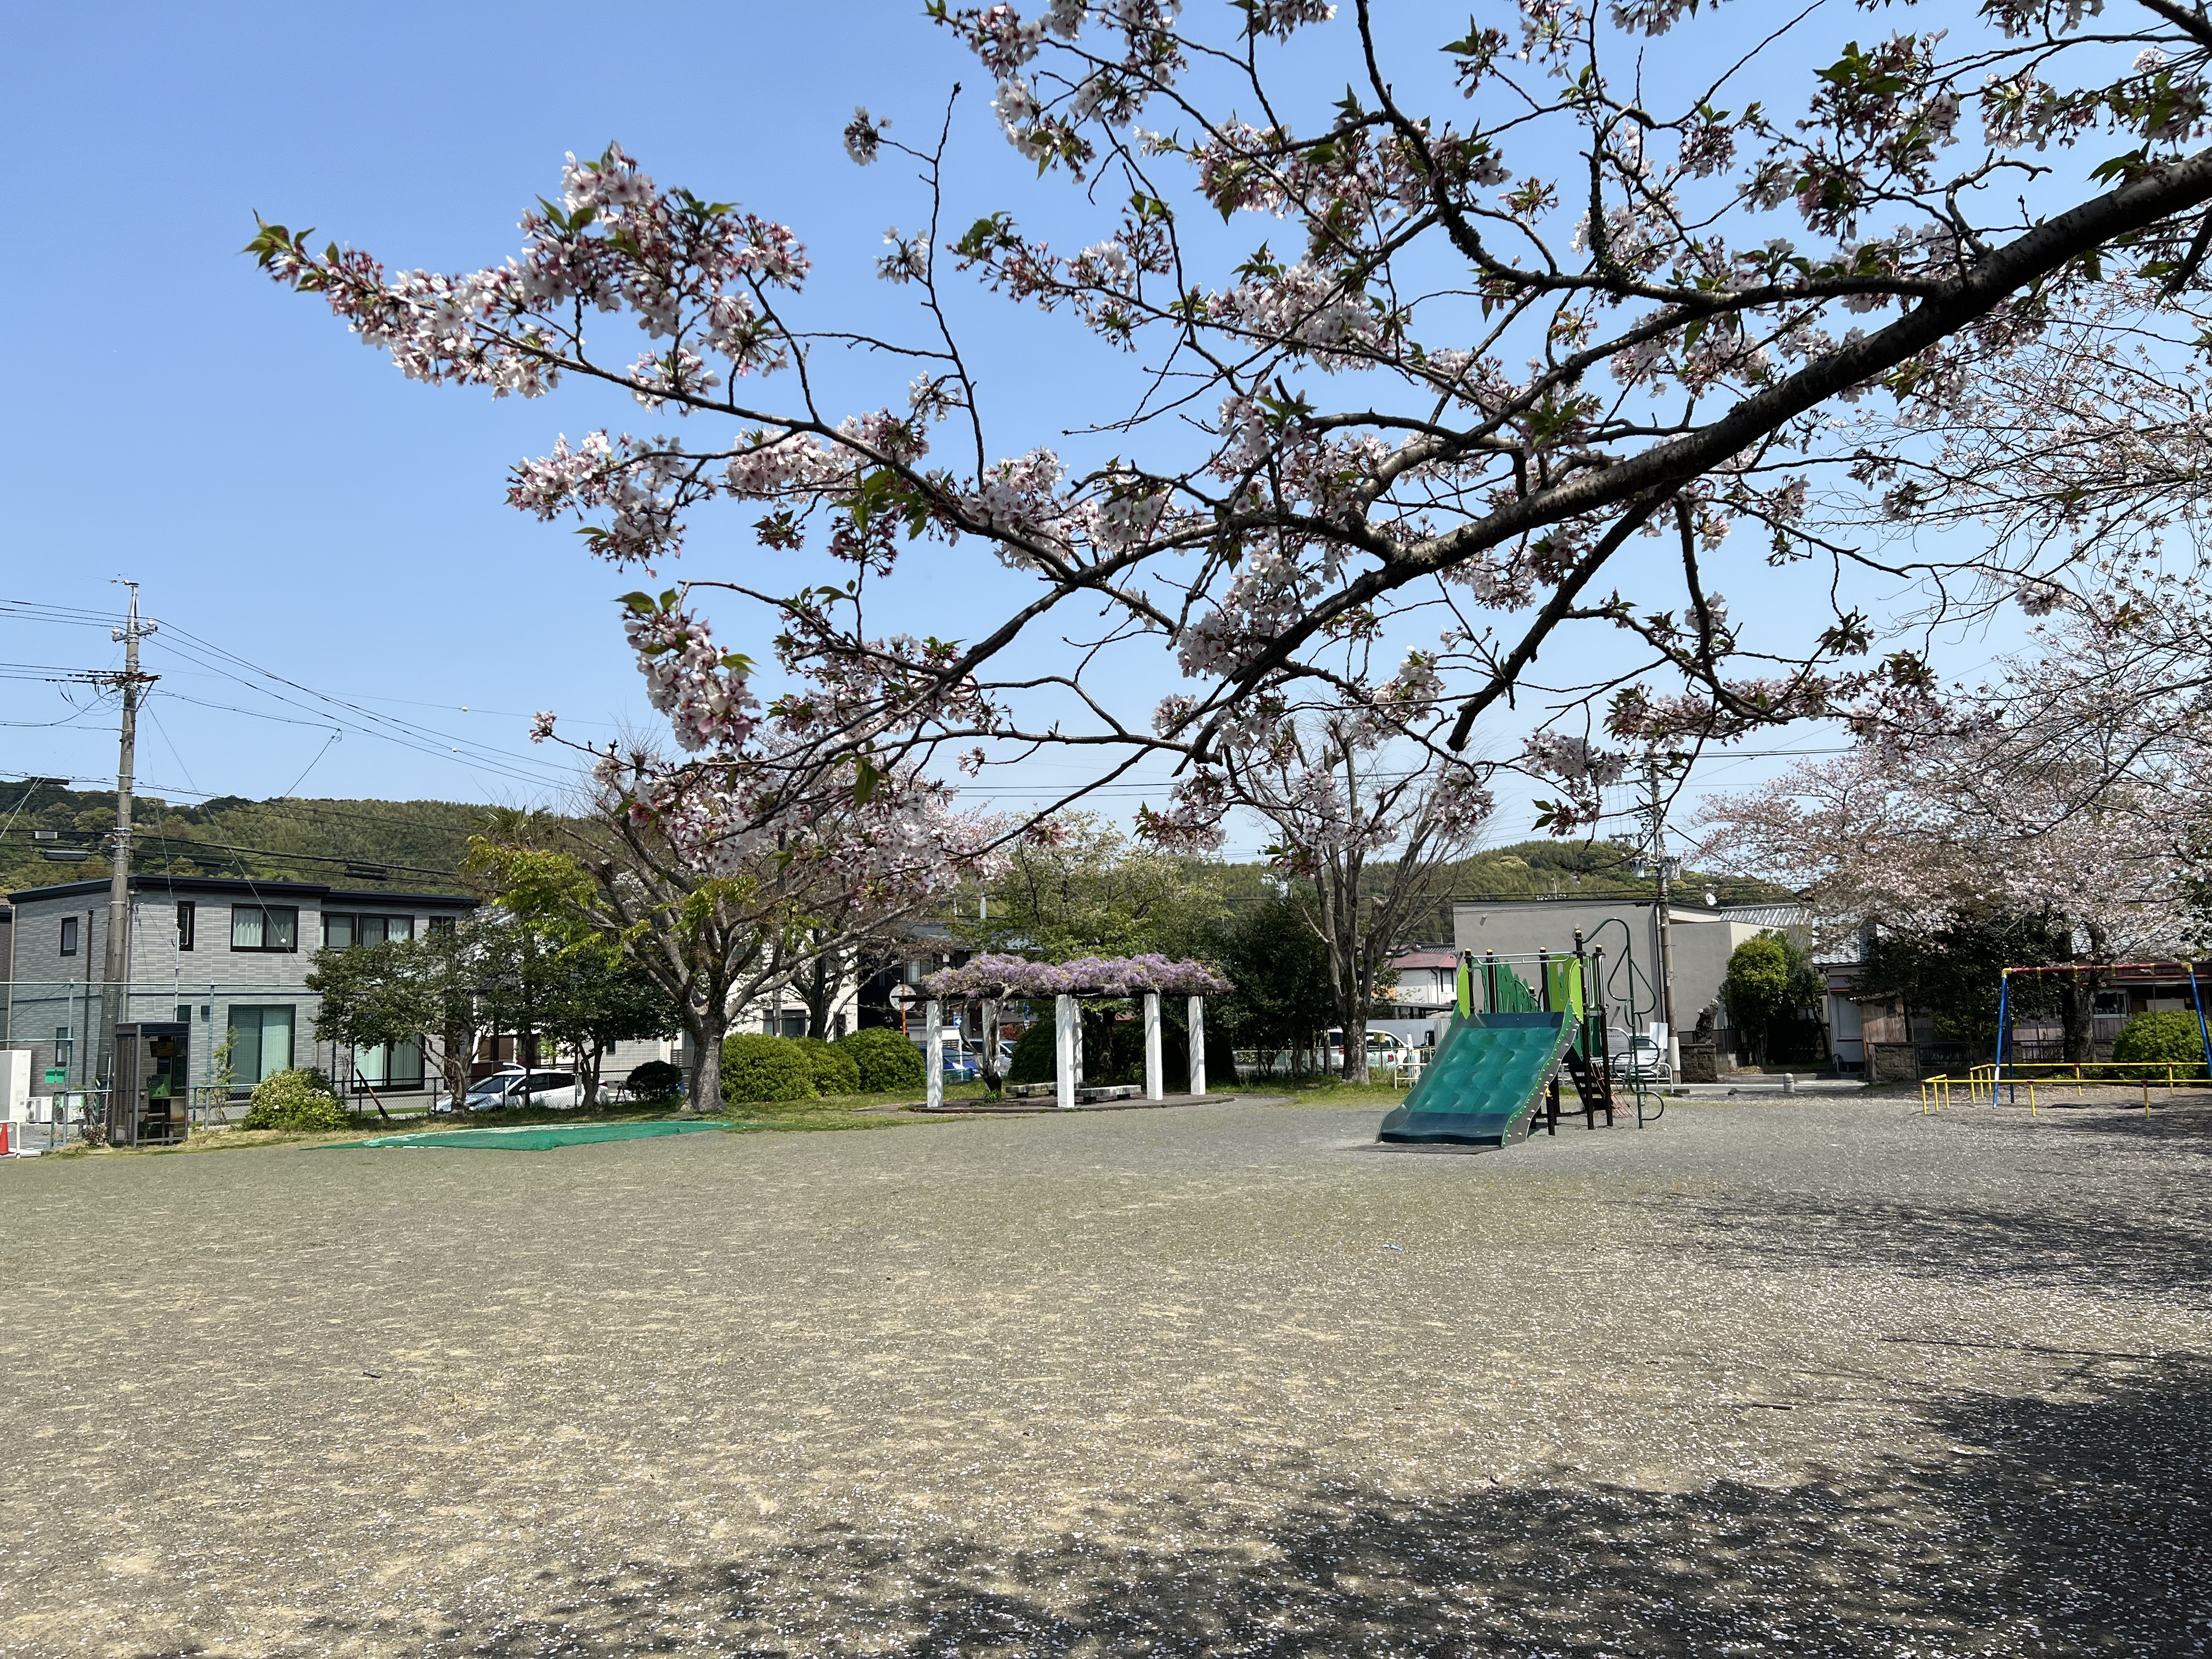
906, 1033, 987, 1081
1323, 1029, 1420, 1070
462, 1068, 582, 1111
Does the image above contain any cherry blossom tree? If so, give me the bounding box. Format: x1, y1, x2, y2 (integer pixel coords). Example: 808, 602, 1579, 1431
469, 765, 1003, 1108
1160, 688, 1491, 1080
1699, 630, 2209, 1057
250, 2, 2212, 848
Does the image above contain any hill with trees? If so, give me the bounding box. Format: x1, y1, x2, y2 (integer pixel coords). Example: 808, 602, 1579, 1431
0, 781, 491, 898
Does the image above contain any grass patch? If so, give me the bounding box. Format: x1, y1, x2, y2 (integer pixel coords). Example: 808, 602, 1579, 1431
55, 1087, 977, 1160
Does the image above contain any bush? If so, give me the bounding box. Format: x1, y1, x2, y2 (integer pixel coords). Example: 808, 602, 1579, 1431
625, 1059, 684, 1099
1006, 1022, 1056, 1084
834, 1026, 926, 1093
241, 1068, 351, 1132
792, 1036, 861, 1096
2111, 1011, 2210, 1080
720, 1034, 818, 1104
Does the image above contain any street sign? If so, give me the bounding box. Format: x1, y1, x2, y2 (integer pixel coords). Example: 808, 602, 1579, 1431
43, 1069, 66, 1085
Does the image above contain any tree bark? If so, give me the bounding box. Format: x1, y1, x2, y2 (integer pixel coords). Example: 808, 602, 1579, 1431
801, 940, 837, 1039
683, 1001, 727, 1114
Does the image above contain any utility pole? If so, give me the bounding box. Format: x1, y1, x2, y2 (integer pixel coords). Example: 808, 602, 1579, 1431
95, 581, 157, 1108
1641, 752, 1683, 1077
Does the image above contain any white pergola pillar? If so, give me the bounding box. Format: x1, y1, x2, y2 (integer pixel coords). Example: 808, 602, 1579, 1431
1055, 994, 1079, 1110
925, 998, 944, 1111
1143, 991, 1164, 1102
1187, 996, 1207, 1096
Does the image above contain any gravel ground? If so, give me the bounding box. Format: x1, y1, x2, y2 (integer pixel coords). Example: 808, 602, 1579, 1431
2, 1092, 2208, 1657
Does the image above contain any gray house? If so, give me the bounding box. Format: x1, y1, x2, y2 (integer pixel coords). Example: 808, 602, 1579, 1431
2, 874, 475, 1101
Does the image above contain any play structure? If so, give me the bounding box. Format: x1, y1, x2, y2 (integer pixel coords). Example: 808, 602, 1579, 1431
1378, 930, 1661, 1148
1986, 960, 2211, 1092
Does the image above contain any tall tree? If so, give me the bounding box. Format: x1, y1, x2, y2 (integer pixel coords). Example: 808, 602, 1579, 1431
1207, 889, 1336, 1079
470, 772, 997, 1108
1198, 709, 1489, 1081
1702, 708, 2202, 1060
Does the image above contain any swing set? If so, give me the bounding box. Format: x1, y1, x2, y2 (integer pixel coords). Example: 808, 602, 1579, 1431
1988, 961, 2212, 1095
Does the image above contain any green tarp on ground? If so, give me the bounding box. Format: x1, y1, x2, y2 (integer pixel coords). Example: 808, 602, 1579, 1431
319, 1120, 740, 1152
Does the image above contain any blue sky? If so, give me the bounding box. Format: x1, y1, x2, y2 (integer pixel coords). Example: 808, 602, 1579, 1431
1, 3, 2028, 861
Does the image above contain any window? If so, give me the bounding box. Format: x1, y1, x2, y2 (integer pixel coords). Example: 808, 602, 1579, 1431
427, 915, 456, 937
54, 1025, 72, 1069
230, 905, 298, 952
224, 1006, 295, 1089
349, 1039, 425, 1091
174, 1003, 192, 1025
175, 900, 196, 952
765, 1011, 806, 1037
323, 913, 416, 947
59, 916, 77, 956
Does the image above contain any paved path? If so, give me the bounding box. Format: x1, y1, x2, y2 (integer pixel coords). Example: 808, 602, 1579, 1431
2, 1094, 2207, 1656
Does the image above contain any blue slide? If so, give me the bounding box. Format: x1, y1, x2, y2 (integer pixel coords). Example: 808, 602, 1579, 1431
1376, 1011, 1573, 1147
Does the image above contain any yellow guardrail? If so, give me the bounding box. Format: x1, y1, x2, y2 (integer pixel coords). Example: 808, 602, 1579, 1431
1979, 1059, 2197, 1092
1920, 1074, 2038, 1114
1919, 1060, 2196, 1116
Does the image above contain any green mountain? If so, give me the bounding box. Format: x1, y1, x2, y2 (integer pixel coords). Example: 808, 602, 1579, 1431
0, 782, 489, 898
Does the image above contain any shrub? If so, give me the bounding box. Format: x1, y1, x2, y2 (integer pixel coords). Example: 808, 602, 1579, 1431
2111, 1011, 2210, 1080
833, 1026, 926, 1093
1005, 1022, 1056, 1084
720, 1034, 818, 1104
792, 1036, 861, 1096
241, 1068, 351, 1132
625, 1059, 684, 1099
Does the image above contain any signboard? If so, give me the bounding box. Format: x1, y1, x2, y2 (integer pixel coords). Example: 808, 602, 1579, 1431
43, 1069, 66, 1086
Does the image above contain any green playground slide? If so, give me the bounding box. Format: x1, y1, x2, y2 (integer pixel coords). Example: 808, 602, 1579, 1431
1375, 1011, 1573, 1147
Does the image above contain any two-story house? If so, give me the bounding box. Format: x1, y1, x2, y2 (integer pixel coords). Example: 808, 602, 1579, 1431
2, 874, 475, 1100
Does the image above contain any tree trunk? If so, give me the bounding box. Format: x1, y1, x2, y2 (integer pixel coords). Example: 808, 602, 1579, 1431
439, 1026, 472, 1108
683, 1002, 727, 1114
578, 1037, 605, 1109
2058, 919, 2105, 1065
1341, 1011, 1369, 1084
802, 944, 836, 1040
979, 997, 1003, 1094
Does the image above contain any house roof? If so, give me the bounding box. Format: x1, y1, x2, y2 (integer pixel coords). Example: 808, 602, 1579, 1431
1718, 903, 1808, 929
1391, 949, 1459, 970
7, 873, 476, 907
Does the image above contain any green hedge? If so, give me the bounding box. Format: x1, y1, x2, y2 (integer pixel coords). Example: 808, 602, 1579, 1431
1006, 1022, 1056, 1084
241, 1068, 351, 1132
2111, 1011, 2211, 1080
720, 1034, 819, 1104
833, 1026, 925, 1093
793, 1035, 861, 1096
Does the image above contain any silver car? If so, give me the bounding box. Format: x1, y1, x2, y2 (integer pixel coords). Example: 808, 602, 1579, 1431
462, 1068, 582, 1111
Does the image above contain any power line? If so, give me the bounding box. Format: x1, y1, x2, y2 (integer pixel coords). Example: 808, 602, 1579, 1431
12, 824, 464, 884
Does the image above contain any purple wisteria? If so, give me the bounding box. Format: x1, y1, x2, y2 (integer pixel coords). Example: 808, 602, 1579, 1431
920, 953, 1229, 1000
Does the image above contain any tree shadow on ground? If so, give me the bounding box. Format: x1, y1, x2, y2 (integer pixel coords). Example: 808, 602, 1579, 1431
267, 1358, 2209, 1658
1672, 1166, 2212, 1302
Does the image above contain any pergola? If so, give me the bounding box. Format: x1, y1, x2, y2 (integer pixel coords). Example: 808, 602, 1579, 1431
917, 953, 1232, 1109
